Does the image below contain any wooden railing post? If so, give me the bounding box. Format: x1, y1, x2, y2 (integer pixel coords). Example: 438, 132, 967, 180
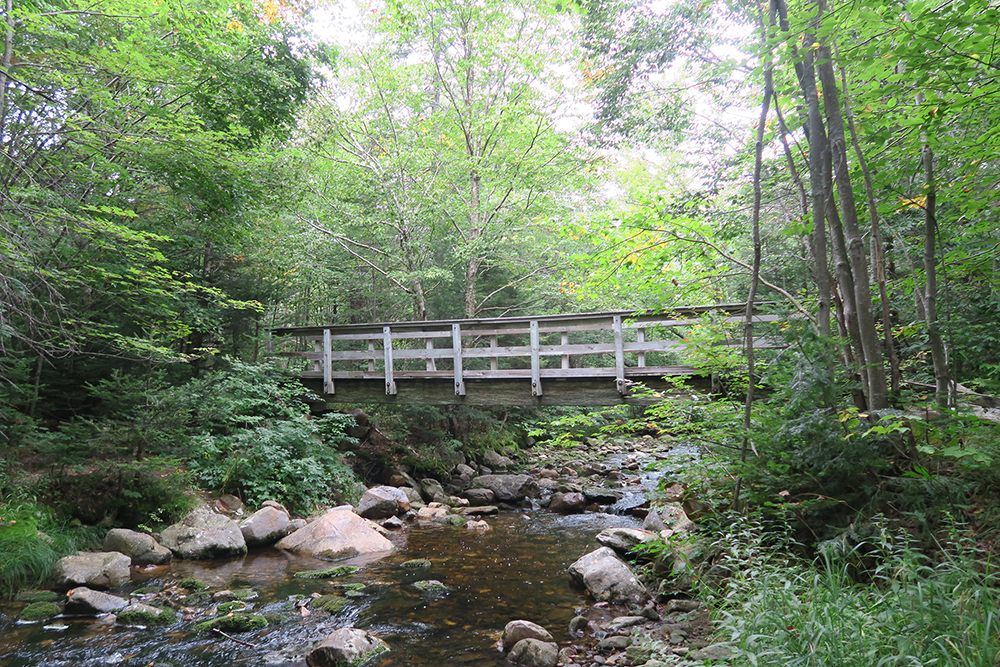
490, 335, 499, 372
637, 327, 646, 368
323, 329, 334, 395
561, 331, 570, 369
613, 315, 626, 395
383, 326, 397, 395
425, 337, 436, 371
530, 320, 542, 396
452, 324, 466, 396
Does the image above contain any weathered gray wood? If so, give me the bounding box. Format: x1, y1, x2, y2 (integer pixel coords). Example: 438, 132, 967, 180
299, 375, 712, 407
383, 327, 396, 395
452, 324, 465, 396
302, 365, 699, 381
530, 320, 542, 396
273, 303, 790, 405
323, 329, 334, 395
613, 315, 625, 395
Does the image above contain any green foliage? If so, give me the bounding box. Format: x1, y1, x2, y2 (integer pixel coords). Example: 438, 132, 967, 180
526, 405, 636, 446
188, 415, 356, 514
46, 458, 194, 529
0, 498, 99, 599
710, 516, 1000, 667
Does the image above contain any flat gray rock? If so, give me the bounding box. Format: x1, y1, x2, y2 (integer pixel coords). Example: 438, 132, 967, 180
53, 551, 131, 590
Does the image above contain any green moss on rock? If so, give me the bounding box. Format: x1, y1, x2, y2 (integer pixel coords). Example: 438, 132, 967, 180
19, 601, 61, 622
293, 565, 360, 579
217, 601, 247, 614
311, 595, 348, 614
400, 559, 432, 569
117, 607, 177, 626
179, 578, 209, 591
194, 613, 267, 634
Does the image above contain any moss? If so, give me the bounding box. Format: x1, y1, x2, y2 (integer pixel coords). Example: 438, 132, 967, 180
193, 613, 267, 634
400, 558, 431, 569
263, 612, 287, 625
15, 590, 61, 603
293, 565, 360, 579
228, 588, 258, 601
412, 580, 448, 592
311, 595, 348, 614
132, 586, 161, 595
117, 607, 177, 626
217, 601, 247, 614
19, 601, 61, 621
333, 583, 366, 592
178, 578, 208, 591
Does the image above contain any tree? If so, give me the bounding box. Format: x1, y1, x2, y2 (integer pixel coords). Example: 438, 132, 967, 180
0, 0, 325, 389
294, 0, 592, 322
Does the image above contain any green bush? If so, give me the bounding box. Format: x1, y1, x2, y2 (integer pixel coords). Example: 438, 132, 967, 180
48, 457, 194, 529
188, 414, 357, 514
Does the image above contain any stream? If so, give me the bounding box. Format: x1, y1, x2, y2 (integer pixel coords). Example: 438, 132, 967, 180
0, 447, 691, 667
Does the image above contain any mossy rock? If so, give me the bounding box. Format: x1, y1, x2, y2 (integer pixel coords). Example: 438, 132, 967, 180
400, 558, 432, 569
263, 612, 288, 625
19, 601, 61, 622
293, 565, 360, 579
16, 590, 61, 603
132, 586, 162, 596
311, 595, 348, 614
178, 578, 209, 591
193, 613, 268, 634
225, 588, 258, 601
332, 583, 366, 592
217, 601, 247, 614
412, 580, 448, 592
117, 607, 177, 626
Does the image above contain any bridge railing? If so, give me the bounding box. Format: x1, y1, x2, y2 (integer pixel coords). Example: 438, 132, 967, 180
270, 304, 786, 400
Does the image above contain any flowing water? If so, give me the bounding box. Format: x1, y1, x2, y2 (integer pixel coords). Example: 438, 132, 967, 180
0, 510, 643, 667
0, 445, 695, 667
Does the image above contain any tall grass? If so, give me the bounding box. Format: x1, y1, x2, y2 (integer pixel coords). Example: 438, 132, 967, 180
709, 517, 1000, 667
0, 498, 100, 598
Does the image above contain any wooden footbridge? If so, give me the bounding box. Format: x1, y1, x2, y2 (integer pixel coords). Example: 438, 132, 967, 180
270, 304, 786, 406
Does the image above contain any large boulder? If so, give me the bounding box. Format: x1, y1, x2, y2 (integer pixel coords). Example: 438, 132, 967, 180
64, 586, 129, 614
548, 492, 586, 514
103, 529, 172, 566
595, 527, 658, 554
480, 450, 514, 471
568, 547, 649, 606
471, 474, 540, 502
502, 620, 554, 651
461, 488, 496, 506
306, 627, 389, 667
356, 486, 410, 520
276, 506, 394, 561
159, 507, 247, 559
240, 506, 291, 547
53, 551, 131, 590
418, 478, 449, 504
508, 638, 559, 667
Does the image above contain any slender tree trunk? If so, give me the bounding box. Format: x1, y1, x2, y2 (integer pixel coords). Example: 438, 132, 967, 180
917, 98, 950, 406
837, 51, 900, 394
799, 48, 832, 341
735, 0, 773, 511
815, 22, 888, 409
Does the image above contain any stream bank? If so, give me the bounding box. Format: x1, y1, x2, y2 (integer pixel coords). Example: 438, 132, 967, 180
0, 437, 725, 667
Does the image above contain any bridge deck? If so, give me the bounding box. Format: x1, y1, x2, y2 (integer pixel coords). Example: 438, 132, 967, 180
270, 304, 783, 406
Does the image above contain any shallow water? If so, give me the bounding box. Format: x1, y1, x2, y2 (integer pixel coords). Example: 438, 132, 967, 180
0, 510, 643, 667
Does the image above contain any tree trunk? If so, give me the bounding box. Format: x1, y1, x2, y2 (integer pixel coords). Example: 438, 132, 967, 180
814, 4, 888, 410
917, 100, 950, 406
